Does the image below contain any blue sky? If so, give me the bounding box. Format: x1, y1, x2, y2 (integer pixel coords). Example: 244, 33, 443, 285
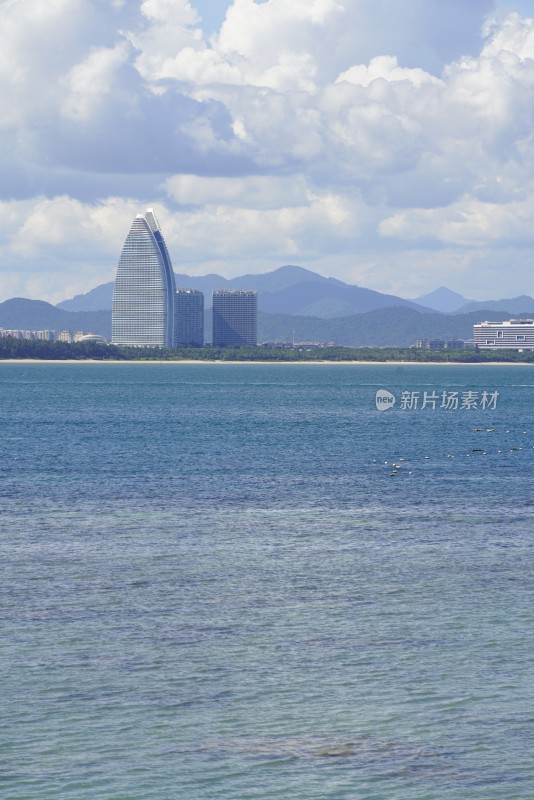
1, 0, 534, 303
499, 0, 534, 14
193, 0, 235, 32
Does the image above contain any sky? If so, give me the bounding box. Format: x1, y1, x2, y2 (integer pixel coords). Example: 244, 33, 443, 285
2, 0, 534, 304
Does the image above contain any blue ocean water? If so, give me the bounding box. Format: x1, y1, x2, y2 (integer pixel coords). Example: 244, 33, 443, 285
1, 363, 533, 800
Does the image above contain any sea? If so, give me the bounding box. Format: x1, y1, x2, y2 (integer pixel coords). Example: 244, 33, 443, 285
1, 362, 533, 800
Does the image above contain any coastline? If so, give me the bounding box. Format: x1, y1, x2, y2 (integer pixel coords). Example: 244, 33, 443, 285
0, 359, 532, 366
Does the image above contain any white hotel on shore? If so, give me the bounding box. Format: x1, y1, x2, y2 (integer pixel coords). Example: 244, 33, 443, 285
473, 319, 534, 350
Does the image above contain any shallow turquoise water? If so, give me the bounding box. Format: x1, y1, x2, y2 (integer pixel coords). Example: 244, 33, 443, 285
1, 364, 533, 799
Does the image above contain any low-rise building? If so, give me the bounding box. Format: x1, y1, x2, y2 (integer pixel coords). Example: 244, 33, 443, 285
473, 319, 534, 350
415, 338, 466, 350
77, 334, 108, 344
0, 328, 57, 341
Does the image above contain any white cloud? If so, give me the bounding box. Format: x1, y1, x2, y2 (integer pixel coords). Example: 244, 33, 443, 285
164, 174, 312, 208
157, 46, 243, 85
379, 194, 534, 247
0, 195, 141, 304
336, 56, 443, 88
3, 196, 134, 260
61, 43, 131, 121
0, 0, 88, 129
127, 0, 205, 82
483, 11, 534, 60
140, 0, 200, 25
3, 1, 534, 302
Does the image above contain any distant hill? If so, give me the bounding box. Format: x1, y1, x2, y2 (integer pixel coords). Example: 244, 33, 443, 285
260, 280, 430, 318
456, 296, 534, 315
57, 265, 431, 318
57, 265, 349, 312
56, 265, 337, 312
413, 288, 534, 317
0, 299, 112, 338
56, 282, 115, 313
414, 286, 472, 313
226, 265, 346, 294
257, 307, 527, 347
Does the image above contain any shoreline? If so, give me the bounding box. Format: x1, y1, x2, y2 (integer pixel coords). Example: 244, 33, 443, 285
0, 359, 532, 366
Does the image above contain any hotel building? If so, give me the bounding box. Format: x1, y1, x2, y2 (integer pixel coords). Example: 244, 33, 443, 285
112, 209, 176, 347
473, 319, 534, 350
212, 290, 257, 346
174, 289, 204, 346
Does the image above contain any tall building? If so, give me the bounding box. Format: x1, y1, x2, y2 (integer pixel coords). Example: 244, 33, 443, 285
174, 289, 204, 346
112, 209, 176, 347
212, 290, 257, 346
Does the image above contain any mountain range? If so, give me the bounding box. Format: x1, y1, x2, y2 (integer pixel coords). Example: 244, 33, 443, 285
56, 265, 534, 318
3, 265, 534, 347
57, 265, 431, 317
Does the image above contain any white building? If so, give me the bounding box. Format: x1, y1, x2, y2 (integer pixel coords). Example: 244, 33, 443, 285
112, 209, 176, 348
473, 319, 534, 350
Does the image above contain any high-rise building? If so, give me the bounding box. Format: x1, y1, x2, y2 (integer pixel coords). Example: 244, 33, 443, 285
112, 209, 176, 347
212, 290, 257, 346
174, 289, 204, 346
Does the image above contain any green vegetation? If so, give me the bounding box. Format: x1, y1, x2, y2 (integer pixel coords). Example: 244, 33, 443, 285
0, 338, 123, 360
166, 346, 534, 363
2, 336, 534, 363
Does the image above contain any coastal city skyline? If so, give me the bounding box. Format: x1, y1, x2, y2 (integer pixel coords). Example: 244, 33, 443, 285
110, 208, 257, 347
3, 202, 534, 349
2, 1, 534, 305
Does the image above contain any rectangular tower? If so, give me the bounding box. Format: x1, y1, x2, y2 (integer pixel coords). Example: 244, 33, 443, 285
174, 289, 204, 346
212, 290, 257, 346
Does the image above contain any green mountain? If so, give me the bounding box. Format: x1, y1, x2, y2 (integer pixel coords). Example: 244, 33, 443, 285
0, 299, 112, 338
256, 307, 515, 347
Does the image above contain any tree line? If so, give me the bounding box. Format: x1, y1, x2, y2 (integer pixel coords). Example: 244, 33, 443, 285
2, 336, 534, 362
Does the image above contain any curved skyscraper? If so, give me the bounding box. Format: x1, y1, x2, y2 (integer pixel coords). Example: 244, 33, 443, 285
112, 209, 176, 347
